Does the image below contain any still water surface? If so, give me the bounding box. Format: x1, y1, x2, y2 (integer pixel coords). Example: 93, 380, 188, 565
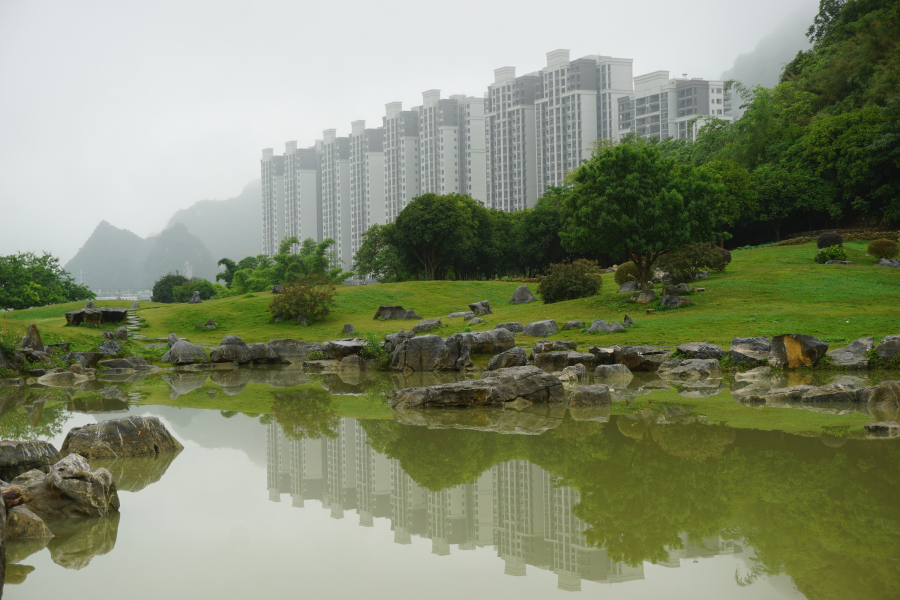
2, 369, 898, 600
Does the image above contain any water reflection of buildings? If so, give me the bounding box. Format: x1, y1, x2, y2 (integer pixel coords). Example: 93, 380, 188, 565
267, 419, 742, 591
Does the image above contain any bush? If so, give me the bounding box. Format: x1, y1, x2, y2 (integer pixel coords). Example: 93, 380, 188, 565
151, 272, 189, 303
657, 243, 726, 283
360, 332, 391, 371
269, 275, 336, 323
817, 231, 843, 249
717, 247, 732, 269
306, 351, 329, 361
815, 245, 849, 263
614, 261, 639, 286
537, 259, 602, 304
173, 278, 216, 303
868, 239, 898, 259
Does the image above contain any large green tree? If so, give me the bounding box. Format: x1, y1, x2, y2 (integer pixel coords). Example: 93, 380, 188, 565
561, 139, 719, 289
0, 252, 94, 310
352, 223, 406, 282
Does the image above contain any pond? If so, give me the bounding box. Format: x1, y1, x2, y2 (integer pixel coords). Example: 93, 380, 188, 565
1, 367, 898, 599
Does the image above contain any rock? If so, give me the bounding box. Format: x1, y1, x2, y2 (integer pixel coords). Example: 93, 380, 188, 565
97, 341, 122, 356
0, 440, 60, 481
62, 352, 103, 369
272, 285, 284, 294
21, 324, 43, 353
556, 364, 587, 384
129, 301, 140, 309
768, 334, 829, 368
467, 317, 485, 325
391, 366, 564, 409
729, 337, 771, 364
321, 338, 367, 360
563, 320, 585, 330
875, 258, 900, 268
631, 290, 658, 304
594, 364, 634, 384
448, 311, 476, 320
13, 454, 119, 520
209, 335, 253, 363
339, 355, 363, 370
391, 335, 460, 371
373, 306, 420, 320
618, 281, 640, 293
36, 371, 88, 388
734, 366, 772, 381
663, 283, 693, 295
161, 340, 208, 365
486, 347, 528, 371
247, 343, 280, 363
586, 319, 625, 333
5, 505, 53, 540
865, 421, 900, 437
802, 383, 862, 404
295, 315, 308, 325
268, 339, 323, 363
188, 291, 202, 304
623, 315, 635, 327
65, 307, 128, 326
533, 340, 577, 353
469, 300, 492, 316
97, 357, 151, 370
859, 380, 900, 410
826, 337, 873, 369
570, 384, 612, 407
763, 385, 817, 404
588, 346, 618, 365
60, 416, 183, 459
534, 351, 596, 373
509, 285, 537, 304
342, 324, 356, 335
824, 260, 853, 265
101, 329, 115, 341
206, 318, 218, 328
495, 322, 525, 333
85, 300, 96, 308
113, 326, 128, 341
167, 333, 179, 347
523, 320, 558, 337
658, 359, 721, 380
875, 335, 900, 363
613, 346, 672, 371
383, 331, 414, 353
660, 295, 691, 308
677, 342, 725, 360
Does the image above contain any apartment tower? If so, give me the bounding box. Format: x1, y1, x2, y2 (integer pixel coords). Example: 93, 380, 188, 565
320, 129, 352, 269
348, 121, 386, 259
382, 102, 421, 222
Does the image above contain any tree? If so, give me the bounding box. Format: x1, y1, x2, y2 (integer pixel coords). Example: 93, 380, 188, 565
215, 258, 238, 287
0, 252, 94, 310
515, 188, 570, 275
561, 139, 719, 290
151, 272, 189, 303
387, 193, 480, 280
353, 224, 405, 282
173, 278, 216, 302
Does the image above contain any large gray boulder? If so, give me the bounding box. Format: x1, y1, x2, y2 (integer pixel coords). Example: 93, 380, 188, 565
875, 258, 900, 268
594, 363, 634, 384
161, 341, 208, 365
62, 352, 103, 368
455, 329, 515, 355
129, 301, 140, 310
21, 324, 44, 353
495, 322, 525, 333
586, 319, 625, 333
618, 281, 640, 293
509, 285, 537, 304
412, 318, 441, 334
523, 320, 558, 337
658, 359, 721, 380
268, 339, 323, 363
876, 335, 900, 363
589, 346, 618, 365
167, 333, 179, 348
383, 331, 414, 353
0, 440, 60, 481
391, 366, 564, 409
676, 342, 725, 360
469, 300, 492, 316
373, 306, 420, 320
391, 335, 454, 371
631, 290, 658, 304
570, 384, 612, 407
60, 416, 183, 459
768, 334, 828, 368
763, 385, 817, 404
826, 337, 873, 369
321, 338, 367, 360
556, 364, 587, 384
97, 341, 122, 356
12, 454, 120, 520
188, 291, 202, 304
113, 326, 128, 341
729, 337, 771, 364
209, 335, 253, 363
613, 345, 672, 371
486, 347, 528, 371
247, 342, 280, 363
534, 351, 597, 373
660, 295, 691, 308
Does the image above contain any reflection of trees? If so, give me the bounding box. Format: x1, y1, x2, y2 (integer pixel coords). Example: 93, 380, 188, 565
272, 389, 339, 441
651, 423, 735, 461
0, 387, 71, 439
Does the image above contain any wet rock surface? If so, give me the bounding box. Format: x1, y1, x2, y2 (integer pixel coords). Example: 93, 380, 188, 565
12, 454, 119, 520
486, 347, 528, 371
60, 416, 184, 459
729, 337, 771, 364
768, 334, 828, 368
391, 366, 564, 409
0, 440, 61, 481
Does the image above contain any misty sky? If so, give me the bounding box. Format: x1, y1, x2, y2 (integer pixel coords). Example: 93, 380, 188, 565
0, 0, 819, 263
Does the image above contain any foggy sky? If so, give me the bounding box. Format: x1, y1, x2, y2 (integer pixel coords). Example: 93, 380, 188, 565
0, 0, 818, 263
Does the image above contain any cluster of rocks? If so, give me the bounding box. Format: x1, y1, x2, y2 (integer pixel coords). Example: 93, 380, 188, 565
195, 318, 218, 330
64, 306, 128, 326
728, 334, 897, 370
389, 329, 515, 372
875, 258, 900, 268
373, 306, 421, 320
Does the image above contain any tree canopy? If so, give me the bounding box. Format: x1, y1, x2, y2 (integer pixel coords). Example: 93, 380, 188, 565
0, 252, 94, 310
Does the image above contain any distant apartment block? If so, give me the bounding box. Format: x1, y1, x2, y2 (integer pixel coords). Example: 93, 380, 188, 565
382, 102, 421, 222
419, 90, 463, 196
320, 129, 352, 269
349, 121, 385, 259
260, 148, 285, 257
283, 141, 322, 250
456, 95, 487, 203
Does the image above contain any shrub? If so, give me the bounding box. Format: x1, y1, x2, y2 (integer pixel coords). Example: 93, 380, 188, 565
173, 278, 216, 303
614, 261, 639, 286
306, 350, 329, 361
868, 239, 898, 259
817, 231, 843, 249
657, 243, 726, 283
151, 272, 189, 303
815, 245, 849, 263
269, 275, 336, 323
537, 259, 602, 304
360, 332, 391, 371
717, 247, 732, 270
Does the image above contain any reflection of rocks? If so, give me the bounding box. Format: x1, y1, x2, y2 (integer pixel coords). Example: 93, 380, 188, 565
268, 366, 310, 388
390, 371, 470, 390
61, 416, 183, 459
0, 439, 60, 481
658, 359, 721, 380
672, 380, 728, 398
47, 513, 120, 570
321, 374, 365, 395
392, 405, 563, 434
210, 368, 253, 395
89, 453, 181, 492
6, 505, 53, 540
70, 395, 129, 414
391, 366, 564, 409
569, 405, 612, 422
162, 370, 209, 398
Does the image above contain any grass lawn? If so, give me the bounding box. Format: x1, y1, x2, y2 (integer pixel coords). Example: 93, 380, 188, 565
6, 240, 898, 353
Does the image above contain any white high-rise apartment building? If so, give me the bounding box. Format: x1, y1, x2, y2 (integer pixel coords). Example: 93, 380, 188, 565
486, 67, 541, 211
320, 129, 352, 269
535, 50, 633, 196
349, 121, 386, 259
419, 90, 463, 196
455, 95, 487, 203
260, 148, 285, 256
618, 72, 732, 142
382, 102, 421, 222
283, 141, 322, 249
